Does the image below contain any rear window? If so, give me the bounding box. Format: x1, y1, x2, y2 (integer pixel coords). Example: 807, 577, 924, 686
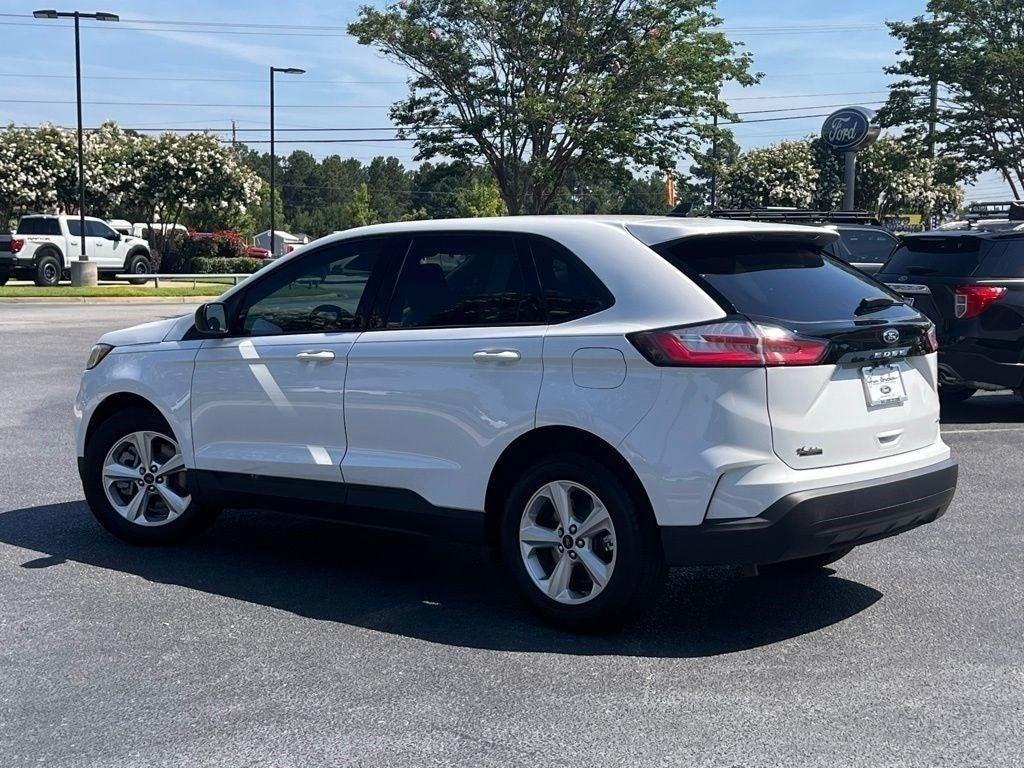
17, 217, 60, 236
879, 236, 992, 276
835, 228, 898, 264
653, 235, 896, 323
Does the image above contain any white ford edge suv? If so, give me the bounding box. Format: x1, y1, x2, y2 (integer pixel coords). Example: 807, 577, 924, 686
75, 216, 958, 629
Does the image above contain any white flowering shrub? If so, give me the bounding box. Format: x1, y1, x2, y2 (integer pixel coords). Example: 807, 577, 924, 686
0, 123, 262, 231
719, 136, 962, 218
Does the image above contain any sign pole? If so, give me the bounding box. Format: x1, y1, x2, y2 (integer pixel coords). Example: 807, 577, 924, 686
843, 152, 857, 211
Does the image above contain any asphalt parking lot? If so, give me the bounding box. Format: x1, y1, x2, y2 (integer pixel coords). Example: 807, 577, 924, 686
1, 302, 1022, 767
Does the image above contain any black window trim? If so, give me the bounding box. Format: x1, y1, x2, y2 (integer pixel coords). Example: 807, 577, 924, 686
219, 235, 400, 339
367, 230, 549, 332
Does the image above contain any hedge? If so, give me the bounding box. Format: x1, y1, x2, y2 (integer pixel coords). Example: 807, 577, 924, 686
190, 256, 265, 274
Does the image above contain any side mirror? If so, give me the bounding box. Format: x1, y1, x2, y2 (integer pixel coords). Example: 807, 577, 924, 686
106, 231, 120, 241
195, 302, 229, 336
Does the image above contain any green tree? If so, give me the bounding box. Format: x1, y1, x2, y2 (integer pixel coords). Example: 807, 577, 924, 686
883, 1, 1024, 196
343, 182, 380, 228
350, 0, 756, 214
453, 177, 506, 217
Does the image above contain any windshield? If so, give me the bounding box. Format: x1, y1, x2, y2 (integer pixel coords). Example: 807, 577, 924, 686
654, 235, 905, 324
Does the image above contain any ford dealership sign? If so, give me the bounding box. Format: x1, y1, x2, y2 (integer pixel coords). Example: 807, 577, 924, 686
821, 107, 880, 152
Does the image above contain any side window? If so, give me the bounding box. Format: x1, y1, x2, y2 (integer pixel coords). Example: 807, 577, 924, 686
86, 220, 115, 239
528, 236, 614, 322
237, 239, 387, 336
384, 234, 544, 328
67, 219, 83, 237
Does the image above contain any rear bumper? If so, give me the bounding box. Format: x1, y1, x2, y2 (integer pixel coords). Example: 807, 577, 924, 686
0, 254, 15, 270
660, 457, 957, 566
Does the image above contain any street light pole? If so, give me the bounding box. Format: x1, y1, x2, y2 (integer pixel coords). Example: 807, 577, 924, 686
269, 66, 305, 257
34, 9, 119, 286
73, 12, 85, 263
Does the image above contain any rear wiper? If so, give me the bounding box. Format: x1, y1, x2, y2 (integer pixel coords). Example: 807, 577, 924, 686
855, 296, 899, 315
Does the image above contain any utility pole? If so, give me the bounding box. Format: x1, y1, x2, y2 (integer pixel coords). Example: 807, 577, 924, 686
269, 66, 305, 256
709, 113, 719, 210
231, 120, 237, 147
927, 11, 939, 161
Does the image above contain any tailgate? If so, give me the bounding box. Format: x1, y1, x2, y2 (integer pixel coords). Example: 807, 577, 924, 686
766, 354, 940, 470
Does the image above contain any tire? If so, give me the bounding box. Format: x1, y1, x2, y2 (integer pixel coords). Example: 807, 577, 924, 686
0, 270, 9, 286
125, 251, 152, 285
763, 547, 853, 575
34, 252, 61, 286
500, 454, 666, 631
939, 385, 976, 404
82, 406, 216, 545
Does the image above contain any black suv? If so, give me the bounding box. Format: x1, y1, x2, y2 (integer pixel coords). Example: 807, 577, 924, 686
877, 230, 1024, 402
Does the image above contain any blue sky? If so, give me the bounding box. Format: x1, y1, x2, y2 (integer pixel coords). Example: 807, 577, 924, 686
0, 0, 1010, 199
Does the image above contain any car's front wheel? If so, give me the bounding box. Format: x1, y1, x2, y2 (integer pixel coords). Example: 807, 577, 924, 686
83, 407, 216, 544
501, 454, 666, 631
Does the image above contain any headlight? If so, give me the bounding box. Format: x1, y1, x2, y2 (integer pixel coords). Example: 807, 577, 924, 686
86, 343, 114, 370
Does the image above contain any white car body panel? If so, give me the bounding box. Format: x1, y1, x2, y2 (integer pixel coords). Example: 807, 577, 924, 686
191, 333, 357, 483
343, 325, 546, 511
74, 215, 952, 545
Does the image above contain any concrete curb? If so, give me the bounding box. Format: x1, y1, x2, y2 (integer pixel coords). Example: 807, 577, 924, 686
0, 296, 208, 304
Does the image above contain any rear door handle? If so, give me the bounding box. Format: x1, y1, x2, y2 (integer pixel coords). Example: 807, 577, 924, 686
296, 350, 335, 362
473, 349, 521, 362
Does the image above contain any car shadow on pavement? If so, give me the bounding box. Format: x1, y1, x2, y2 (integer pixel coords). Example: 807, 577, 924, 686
0, 501, 882, 658
941, 391, 1024, 424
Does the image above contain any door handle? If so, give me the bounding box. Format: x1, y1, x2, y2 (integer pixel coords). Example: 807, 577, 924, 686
296, 350, 335, 362
473, 349, 521, 362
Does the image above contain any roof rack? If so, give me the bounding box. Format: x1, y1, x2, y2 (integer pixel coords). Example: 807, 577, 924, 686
965, 200, 1024, 221
704, 208, 879, 225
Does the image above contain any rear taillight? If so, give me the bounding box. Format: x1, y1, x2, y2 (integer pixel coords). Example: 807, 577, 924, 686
629, 320, 828, 368
925, 324, 939, 353
955, 285, 1006, 319
9, 237, 23, 254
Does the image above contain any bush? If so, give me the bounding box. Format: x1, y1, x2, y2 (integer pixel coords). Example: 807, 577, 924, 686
191, 256, 264, 274
167, 231, 248, 273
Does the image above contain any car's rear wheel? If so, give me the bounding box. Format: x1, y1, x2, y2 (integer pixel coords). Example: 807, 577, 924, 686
0, 269, 9, 286
83, 407, 216, 544
763, 547, 853, 575
34, 253, 61, 286
938, 385, 977, 404
501, 454, 665, 631
126, 252, 152, 285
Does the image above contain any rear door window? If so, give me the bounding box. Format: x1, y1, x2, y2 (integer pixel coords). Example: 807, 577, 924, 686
879, 236, 990, 276
653, 235, 897, 323
385, 234, 544, 328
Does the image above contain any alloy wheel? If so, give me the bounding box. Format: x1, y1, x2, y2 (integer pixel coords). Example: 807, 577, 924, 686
518, 480, 617, 605
102, 430, 190, 526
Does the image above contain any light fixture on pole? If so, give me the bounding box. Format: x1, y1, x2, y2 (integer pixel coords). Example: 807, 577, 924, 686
269, 66, 305, 257
33, 9, 120, 287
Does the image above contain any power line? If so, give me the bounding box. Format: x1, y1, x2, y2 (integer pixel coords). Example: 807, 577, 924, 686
0, 99, 390, 108
0, 72, 406, 85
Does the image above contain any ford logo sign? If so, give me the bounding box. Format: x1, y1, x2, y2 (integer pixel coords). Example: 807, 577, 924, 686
882, 328, 901, 344
821, 107, 881, 152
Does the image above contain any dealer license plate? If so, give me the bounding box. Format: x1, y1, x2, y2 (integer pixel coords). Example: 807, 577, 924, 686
861, 364, 907, 407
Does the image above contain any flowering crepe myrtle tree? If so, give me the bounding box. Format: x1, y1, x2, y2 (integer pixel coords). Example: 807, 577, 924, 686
720, 136, 962, 220
350, 0, 757, 215
0, 124, 76, 223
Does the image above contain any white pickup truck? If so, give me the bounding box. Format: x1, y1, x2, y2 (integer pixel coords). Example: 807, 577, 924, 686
0, 214, 153, 286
